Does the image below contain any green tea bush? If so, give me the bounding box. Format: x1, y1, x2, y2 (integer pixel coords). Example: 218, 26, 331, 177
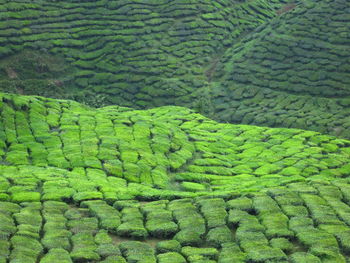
70, 232, 100, 261
182, 246, 219, 261
73, 191, 103, 202
68, 217, 98, 234
0, 240, 10, 260
40, 248, 72, 263
82, 200, 121, 232
156, 240, 182, 254
246, 246, 287, 262
290, 252, 321, 263
0, 93, 350, 261
117, 207, 148, 239
174, 229, 203, 246
10, 235, 43, 263
206, 226, 233, 247
100, 255, 127, 263
157, 252, 186, 263
226, 197, 252, 211
145, 208, 178, 238
0, 213, 16, 238
119, 241, 156, 263
218, 242, 246, 263
42, 201, 71, 250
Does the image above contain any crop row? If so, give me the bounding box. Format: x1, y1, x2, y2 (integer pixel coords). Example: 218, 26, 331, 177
0, 93, 349, 197
1, 179, 350, 262
210, 0, 350, 138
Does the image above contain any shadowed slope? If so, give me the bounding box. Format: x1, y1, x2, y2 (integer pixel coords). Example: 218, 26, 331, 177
210, 0, 350, 138
0, 0, 289, 107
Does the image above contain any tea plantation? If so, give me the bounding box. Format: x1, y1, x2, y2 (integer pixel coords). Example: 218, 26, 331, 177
211, 0, 350, 138
1, 92, 350, 262
0, 0, 288, 106
1, 0, 349, 138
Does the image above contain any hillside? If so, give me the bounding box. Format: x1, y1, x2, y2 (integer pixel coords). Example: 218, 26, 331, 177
210, 0, 350, 138
0, 0, 289, 106
1, 1, 350, 261
1, 93, 350, 262
0, 0, 349, 139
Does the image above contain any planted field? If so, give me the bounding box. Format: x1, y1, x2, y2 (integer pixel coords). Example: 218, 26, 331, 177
1, 0, 349, 138
0, 92, 350, 262
211, 0, 350, 138
0, 0, 286, 107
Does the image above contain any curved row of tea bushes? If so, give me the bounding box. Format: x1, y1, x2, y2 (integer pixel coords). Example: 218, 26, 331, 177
1, 0, 349, 139
0, 0, 288, 107
211, 0, 350, 138
1, 178, 350, 262
0, 93, 350, 261
0, 93, 349, 202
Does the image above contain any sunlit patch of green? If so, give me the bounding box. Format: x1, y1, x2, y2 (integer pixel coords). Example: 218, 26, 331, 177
0, 92, 350, 262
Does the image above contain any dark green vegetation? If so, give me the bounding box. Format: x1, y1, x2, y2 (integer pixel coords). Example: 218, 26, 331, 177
2, 0, 349, 139
0, 50, 73, 99
0, 92, 350, 262
211, 0, 350, 138
0, 0, 288, 107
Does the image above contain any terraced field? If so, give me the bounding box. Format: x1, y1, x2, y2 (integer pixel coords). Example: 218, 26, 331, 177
0, 0, 349, 138
211, 0, 350, 138
1, 93, 350, 262
0, 0, 288, 106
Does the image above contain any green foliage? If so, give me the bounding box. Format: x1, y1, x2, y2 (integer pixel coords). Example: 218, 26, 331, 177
11, 192, 40, 202
100, 256, 127, 263
73, 191, 103, 202
10, 235, 43, 262
156, 240, 181, 254
145, 209, 178, 238
40, 249, 72, 263
70, 232, 100, 261
290, 252, 321, 263
246, 247, 287, 262
1, 0, 347, 141
119, 241, 156, 263
206, 226, 233, 247
158, 252, 186, 263
226, 197, 252, 211
68, 217, 98, 234
0, 93, 350, 262
174, 229, 203, 246
181, 246, 219, 260
218, 242, 246, 262
117, 207, 148, 239
82, 200, 121, 232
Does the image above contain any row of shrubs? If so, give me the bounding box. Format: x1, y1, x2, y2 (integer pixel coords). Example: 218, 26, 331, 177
0, 0, 284, 112
1, 93, 349, 198
211, 0, 350, 138
2, 177, 350, 262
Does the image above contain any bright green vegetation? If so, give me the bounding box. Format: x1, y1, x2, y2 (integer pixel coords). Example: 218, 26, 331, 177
1, 92, 349, 197
0, 92, 350, 262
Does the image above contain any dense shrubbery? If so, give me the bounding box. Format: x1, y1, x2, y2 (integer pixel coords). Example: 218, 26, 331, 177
1, 0, 349, 139
0, 92, 349, 262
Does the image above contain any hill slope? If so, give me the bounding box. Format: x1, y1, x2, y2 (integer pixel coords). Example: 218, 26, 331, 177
1, 0, 349, 139
0, 93, 350, 262
210, 0, 350, 138
0, 0, 289, 107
